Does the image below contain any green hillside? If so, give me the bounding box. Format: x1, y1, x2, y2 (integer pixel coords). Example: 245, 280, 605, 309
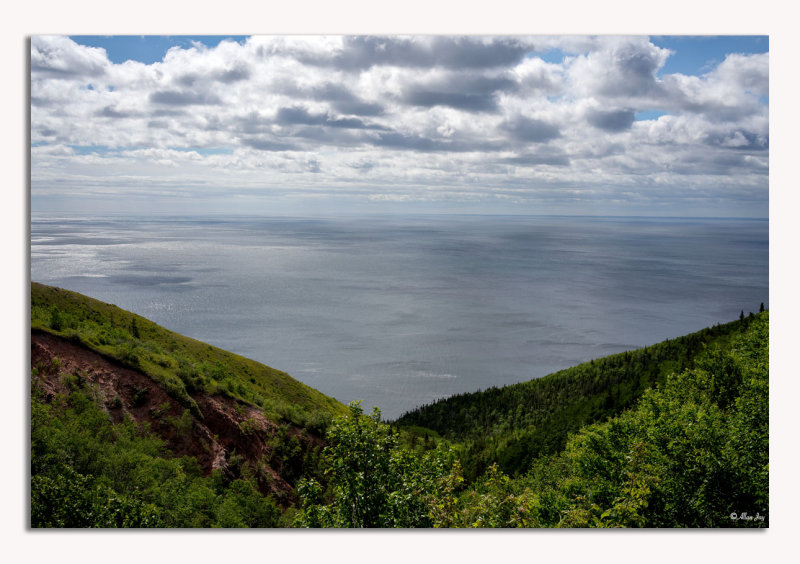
297, 312, 768, 527
31, 382, 286, 527
395, 313, 762, 480
31, 282, 347, 427
30, 281, 768, 527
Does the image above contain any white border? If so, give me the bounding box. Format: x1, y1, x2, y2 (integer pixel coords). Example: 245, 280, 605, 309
5, 2, 797, 563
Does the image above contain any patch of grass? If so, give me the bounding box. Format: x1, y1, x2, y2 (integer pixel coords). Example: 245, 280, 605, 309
31, 282, 347, 427
150, 402, 172, 418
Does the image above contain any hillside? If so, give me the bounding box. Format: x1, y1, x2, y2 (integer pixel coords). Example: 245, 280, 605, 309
395, 313, 762, 479
297, 311, 769, 527
31, 282, 347, 526
30, 282, 768, 527
31, 282, 346, 425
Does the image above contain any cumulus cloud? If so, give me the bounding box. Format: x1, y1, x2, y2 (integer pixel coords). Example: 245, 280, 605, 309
501, 116, 561, 143
567, 37, 671, 99
150, 90, 223, 106
499, 150, 571, 167
274, 106, 382, 130
399, 72, 516, 112
31, 35, 110, 78
295, 36, 535, 70
308, 83, 386, 116
586, 108, 636, 132
30, 35, 769, 216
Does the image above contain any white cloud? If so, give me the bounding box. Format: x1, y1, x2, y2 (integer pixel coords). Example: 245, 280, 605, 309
565, 36, 671, 99
30, 35, 769, 216
31, 35, 110, 78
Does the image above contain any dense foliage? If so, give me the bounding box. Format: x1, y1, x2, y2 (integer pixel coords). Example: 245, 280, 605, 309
522, 311, 769, 527
31, 386, 283, 527
31, 282, 346, 428
295, 403, 458, 528
297, 313, 768, 527
396, 315, 760, 480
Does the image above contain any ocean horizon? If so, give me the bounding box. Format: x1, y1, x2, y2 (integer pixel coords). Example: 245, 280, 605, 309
30, 213, 769, 419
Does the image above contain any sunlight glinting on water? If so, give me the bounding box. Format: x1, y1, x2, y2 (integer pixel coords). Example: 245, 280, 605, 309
30, 215, 769, 419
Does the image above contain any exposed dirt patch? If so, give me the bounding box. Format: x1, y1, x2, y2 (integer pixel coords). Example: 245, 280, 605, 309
31, 330, 323, 504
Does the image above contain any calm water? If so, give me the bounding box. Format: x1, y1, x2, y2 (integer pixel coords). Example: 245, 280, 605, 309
30, 215, 769, 419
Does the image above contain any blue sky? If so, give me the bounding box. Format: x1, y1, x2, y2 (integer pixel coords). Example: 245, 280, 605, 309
31, 35, 769, 217
70, 35, 769, 76
69, 36, 249, 64
651, 36, 768, 75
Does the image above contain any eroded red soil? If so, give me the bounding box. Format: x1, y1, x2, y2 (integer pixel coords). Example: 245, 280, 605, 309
31, 330, 322, 504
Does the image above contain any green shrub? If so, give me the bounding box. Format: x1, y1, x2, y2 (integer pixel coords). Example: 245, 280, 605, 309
49, 308, 63, 331
132, 386, 149, 407
31, 383, 281, 528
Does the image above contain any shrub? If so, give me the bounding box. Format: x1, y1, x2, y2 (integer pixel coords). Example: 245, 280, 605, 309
49, 308, 63, 331
132, 386, 149, 407
107, 395, 123, 410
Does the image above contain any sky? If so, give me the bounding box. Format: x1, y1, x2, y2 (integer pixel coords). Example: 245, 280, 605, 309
30, 35, 769, 217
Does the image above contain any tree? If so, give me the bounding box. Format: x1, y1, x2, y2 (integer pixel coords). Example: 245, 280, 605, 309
296, 402, 456, 528
524, 313, 769, 527
49, 307, 63, 331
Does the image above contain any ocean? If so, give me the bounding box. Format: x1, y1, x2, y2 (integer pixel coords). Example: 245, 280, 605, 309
30, 214, 769, 419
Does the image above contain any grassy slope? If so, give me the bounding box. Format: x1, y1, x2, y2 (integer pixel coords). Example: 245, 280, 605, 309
525, 311, 770, 527
31, 282, 347, 427
395, 314, 761, 478
435, 312, 769, 527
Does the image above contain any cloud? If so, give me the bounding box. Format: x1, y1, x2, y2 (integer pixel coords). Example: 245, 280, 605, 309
309, 83, 385, 116
702, 128, 768, 151
577, 38, 671, 98
402, 90, 498, 112
31, 35, 109, 78
298, 36, 534, 70
214, 65, 251, 83
711, 53, 769, 97
97, 105, 138, 119
512, 57, 563, 95
149, 89, 222, 106
31, 96, 55, 108
275, 106, 329, 126
29, 35, 769, 216
275, 106, 382, 130
372, 132, 467, 152
501, 116, 561, 143
586, 108, 636, 132
238, 137, 298, 152
176, 65, 251, 87
399, 73, 516, 112
499, 150, 570, 167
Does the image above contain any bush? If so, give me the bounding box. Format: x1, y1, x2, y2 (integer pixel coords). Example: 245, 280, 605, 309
296, 402, 457, 528
132, 386, 149, 407
31, 383, 282, 528
49, 308, 63, 331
